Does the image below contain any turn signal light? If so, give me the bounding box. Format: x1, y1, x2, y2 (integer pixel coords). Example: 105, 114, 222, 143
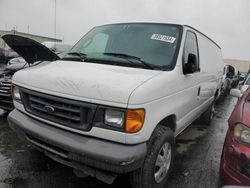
125, 109, 145, 133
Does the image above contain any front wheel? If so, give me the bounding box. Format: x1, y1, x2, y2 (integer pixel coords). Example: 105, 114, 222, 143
129, 126, 175, 188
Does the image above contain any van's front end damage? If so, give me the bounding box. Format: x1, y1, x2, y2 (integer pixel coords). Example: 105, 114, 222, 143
8, 108, 147, 184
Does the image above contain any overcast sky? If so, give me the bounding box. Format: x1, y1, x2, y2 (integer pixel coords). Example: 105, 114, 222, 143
0, 0, 250, 60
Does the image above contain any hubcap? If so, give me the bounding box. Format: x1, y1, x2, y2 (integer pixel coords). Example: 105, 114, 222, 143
154, 142, 172, 183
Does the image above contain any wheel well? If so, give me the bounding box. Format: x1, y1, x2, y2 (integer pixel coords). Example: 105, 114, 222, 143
157, 115, 176, 132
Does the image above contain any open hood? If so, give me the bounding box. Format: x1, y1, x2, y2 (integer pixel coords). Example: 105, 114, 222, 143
2, 35, 60, 64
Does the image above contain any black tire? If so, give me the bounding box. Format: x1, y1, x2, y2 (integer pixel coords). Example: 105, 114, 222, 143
129, 126, 175, 188
216, 90, 226, 104
200, 102, 215, 125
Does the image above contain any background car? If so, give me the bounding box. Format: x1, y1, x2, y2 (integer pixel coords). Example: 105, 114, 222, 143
220, 88, 250, 186
218, 65, 235, 102
7, 56, 26, 66
3, 49, 19, 63
0, 48, 6, 64
238, 72, 248, 85
240, 74, 250, 92
0, 35, 72, 112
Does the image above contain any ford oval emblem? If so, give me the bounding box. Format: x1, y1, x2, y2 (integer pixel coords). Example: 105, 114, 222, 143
44, 105, 55, 113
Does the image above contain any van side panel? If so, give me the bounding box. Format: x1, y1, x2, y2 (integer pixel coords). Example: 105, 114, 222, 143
196, 32, 223, 103
197, 33, 223, 77
126, 28, 223, 144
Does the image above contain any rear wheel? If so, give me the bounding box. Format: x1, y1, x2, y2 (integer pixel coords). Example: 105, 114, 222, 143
129, 126, 174, 188
200, 102, 215, 125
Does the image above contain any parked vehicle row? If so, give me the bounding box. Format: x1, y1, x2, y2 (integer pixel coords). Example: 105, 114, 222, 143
218, 65, 235, 102
218, 65, 249, 103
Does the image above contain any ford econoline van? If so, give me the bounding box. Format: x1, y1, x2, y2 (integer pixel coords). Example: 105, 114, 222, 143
6, 23, 223, 188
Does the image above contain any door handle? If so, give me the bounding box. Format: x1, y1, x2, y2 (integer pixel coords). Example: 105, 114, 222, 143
197, 86, 201, 96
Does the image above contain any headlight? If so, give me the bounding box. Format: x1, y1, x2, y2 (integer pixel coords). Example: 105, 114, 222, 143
12, 85, 21, 101
234, 123, 250, 145
100, 108, 145, 133
125, 109, 145, 133
105, 109, 124, 128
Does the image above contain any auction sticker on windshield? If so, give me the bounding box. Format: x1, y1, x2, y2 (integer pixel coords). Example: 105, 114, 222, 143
150, 34, 176, 43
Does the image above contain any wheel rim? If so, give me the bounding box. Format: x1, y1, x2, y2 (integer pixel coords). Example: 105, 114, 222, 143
154, 142, 172, 183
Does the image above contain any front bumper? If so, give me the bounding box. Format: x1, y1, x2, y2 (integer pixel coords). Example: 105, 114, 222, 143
8, 109, 147, 174
220, 131, 250, 186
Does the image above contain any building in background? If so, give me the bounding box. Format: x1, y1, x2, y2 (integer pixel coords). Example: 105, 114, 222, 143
0, 29, 62, 49
224, 59, 250, 73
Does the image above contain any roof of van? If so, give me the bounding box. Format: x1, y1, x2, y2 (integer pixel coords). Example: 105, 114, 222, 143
95, 22, 221, 49
184, 25, 221, 49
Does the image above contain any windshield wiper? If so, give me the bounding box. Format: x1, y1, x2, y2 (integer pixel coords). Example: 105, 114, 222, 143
62, 52, 87, 62
67, 52, 87, 57
103, 52, 155, 70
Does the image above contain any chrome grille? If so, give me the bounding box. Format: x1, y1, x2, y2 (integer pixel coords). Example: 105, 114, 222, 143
0, 79, 12, 97
21, 88, 97, 131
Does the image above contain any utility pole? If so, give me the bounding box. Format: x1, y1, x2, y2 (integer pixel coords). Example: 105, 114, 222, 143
54, 0, 57, 44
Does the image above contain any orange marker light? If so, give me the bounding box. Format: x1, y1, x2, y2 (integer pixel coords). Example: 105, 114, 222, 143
234, 124, 243, 138
234, 128, 241, 137
125, 109, 145, 133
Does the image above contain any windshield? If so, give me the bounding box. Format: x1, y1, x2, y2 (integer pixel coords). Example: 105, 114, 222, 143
69, 23, 182, 70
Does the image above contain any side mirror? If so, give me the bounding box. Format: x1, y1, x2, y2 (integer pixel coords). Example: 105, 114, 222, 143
183, 53, 197, 74
230, 89, 242, 98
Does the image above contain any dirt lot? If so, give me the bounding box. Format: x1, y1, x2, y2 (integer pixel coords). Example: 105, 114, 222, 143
0, 95, 236, 188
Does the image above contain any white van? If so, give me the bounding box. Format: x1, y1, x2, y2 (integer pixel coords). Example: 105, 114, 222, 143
6, 23, 223, 188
